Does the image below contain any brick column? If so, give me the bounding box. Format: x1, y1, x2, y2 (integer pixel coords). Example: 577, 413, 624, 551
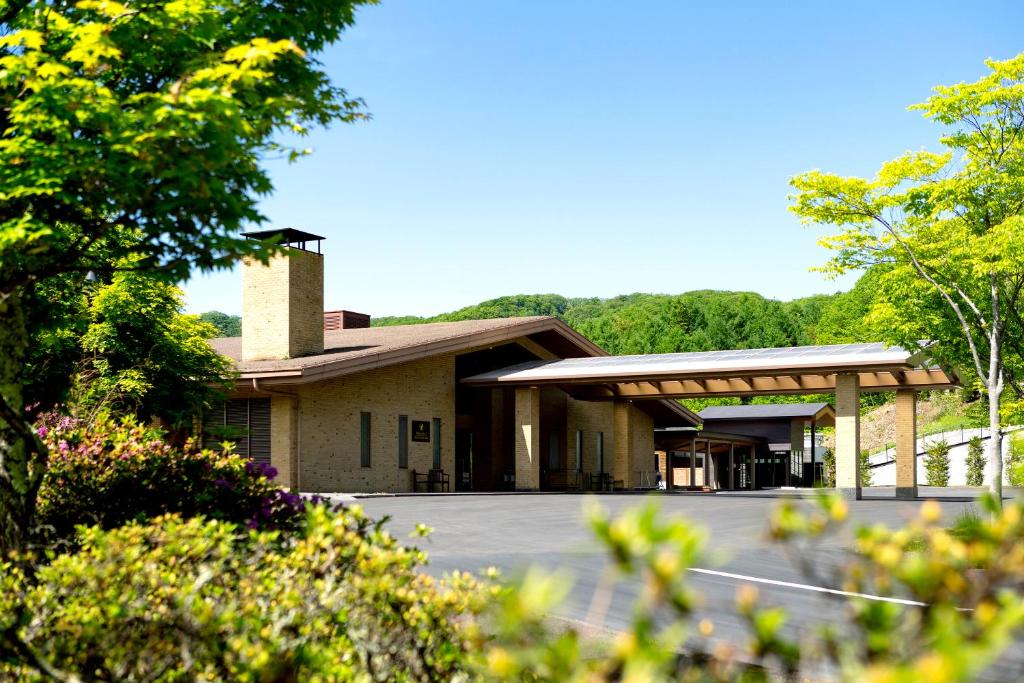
834, 373, 862, 500
895, 389, 918, 499
514, 387, 541, 490
270, 395, 299, 490
613, 400, 632, 489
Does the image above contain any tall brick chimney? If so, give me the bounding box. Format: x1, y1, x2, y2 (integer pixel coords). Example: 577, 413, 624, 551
240, 229, 324, 361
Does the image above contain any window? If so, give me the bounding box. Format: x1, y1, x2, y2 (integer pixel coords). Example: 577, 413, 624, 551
360, 412, 371, 467
575, 430, 583, 471
398, 415, 408, 469
596, 432, 605, 473
432, 417, 442, 470
203, 398, 271, 465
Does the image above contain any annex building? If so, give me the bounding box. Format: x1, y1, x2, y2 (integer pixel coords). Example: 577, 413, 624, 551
207, 232, 958, 499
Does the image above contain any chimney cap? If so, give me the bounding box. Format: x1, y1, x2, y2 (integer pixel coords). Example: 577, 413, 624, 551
243, 228, 325, 252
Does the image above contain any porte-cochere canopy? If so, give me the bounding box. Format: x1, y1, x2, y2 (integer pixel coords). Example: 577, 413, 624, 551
462, 342, 957, 398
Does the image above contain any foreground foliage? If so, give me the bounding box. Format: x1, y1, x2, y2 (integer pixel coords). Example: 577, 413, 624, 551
33, 412, 304, 545
3, 493, 1024, 681
1, 507, 491, 682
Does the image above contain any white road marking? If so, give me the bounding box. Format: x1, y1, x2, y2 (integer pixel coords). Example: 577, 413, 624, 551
688, 567, 928, 607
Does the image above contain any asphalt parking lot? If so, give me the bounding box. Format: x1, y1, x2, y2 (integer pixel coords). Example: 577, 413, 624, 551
355, 492, 1022, 680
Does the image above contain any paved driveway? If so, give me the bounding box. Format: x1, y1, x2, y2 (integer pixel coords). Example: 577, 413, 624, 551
355, 492, 1022, 680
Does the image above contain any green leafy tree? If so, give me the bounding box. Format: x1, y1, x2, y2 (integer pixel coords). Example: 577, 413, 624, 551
925, 440, 952, 487
199, 311, 242, 337
0, 0, 372, 552
75, 270, 233, 427
966, 435, 986, 486
791, 55, 1024, 504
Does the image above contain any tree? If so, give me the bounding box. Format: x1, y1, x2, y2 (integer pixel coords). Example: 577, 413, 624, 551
76, 270, 233, 427
966, 435, 986, 486
0, 0, 372, 552
199, 311, 242, 337
791, 55, 1024, 504
925, 440, 951, 487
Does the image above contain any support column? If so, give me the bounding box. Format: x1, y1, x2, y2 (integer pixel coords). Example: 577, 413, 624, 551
835, 373, 862, 500
613, 400, 633, 489
895, 389, 918, 499
270, 395, 299, 490
514, 387, 541, 490
728, 443, 735, 490
789, 419, 805, 487
689, 439, 697, 488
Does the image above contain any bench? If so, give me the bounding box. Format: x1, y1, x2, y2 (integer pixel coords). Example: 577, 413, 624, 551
412, 468, 450, 493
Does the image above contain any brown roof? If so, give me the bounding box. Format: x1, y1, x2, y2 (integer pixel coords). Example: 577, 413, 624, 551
212, 316, 699, 427
211, 316, 605, 382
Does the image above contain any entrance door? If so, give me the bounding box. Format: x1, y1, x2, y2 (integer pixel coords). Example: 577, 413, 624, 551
455, 428, 473, 491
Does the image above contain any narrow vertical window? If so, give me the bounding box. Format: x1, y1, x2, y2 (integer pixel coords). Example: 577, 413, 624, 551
360, 412, 371, 467
575, 430, 583, 471
596, 432, 605, 473
398, 415, 408, 469
432, 417, 442, 470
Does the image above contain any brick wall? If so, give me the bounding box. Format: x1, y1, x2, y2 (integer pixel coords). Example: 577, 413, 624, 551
293, 352, 456, 493
242, 248, 324, 361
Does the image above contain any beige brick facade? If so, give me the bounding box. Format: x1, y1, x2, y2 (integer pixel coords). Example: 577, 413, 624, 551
895, 389, 917, 499
834, 373, 862, 498
242, 248, 324, 361
293, 352, 456, 493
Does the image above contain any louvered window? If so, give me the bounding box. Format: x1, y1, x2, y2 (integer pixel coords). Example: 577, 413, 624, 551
203, 398, 272, 465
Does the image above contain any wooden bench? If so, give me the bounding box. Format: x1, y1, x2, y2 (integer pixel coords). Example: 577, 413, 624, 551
412, 469, 450, 492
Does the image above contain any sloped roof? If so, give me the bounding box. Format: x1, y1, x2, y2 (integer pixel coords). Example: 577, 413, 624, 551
210, 316, 604, 382
699, 403, 834, 421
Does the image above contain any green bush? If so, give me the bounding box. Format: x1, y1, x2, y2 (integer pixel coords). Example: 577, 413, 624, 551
925, 439, 951, 487
822, 447, 836, 487
34, 412, 306, 543
966, 436, 986, 486
1, 507, 491, 681
1009, 433, 1024, 488
860, 450, 873, 487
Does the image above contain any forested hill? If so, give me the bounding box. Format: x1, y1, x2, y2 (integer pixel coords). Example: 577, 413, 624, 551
201, 270, 883, 353
372, 271, 882, 353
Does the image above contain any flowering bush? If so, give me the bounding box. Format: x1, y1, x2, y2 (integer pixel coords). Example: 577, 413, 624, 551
34, 412, 305, 543
0, 506, 494, 681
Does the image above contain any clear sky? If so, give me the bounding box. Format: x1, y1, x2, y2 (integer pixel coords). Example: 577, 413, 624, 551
182, 0, 1024, 317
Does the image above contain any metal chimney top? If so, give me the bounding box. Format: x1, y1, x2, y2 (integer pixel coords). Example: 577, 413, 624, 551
242, 228, 325, 253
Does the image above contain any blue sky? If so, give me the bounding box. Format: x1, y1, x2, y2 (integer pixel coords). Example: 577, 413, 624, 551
183, 0, 1024, 317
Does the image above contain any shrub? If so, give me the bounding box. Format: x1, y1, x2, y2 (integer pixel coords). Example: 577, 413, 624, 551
1009, 433, 1024, 488
860, 450, 873, 487
966, 436, 986, 486
33, 411, 305, 543
822, 447, 836, 487
924, 439, 951, 487
0, 506, 492, 681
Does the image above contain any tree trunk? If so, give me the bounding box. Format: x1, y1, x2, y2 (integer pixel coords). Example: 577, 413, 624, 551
0, 288, 46, 554
988, 377, 1004, 503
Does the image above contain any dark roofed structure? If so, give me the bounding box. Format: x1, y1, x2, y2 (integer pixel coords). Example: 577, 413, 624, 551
698, 402, 834, 422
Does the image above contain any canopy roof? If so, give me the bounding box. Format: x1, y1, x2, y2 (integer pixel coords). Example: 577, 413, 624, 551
699, 402, 835, 422
462, 342, 957, 399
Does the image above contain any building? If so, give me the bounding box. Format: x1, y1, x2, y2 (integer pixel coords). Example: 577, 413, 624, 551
654, 403, 835, 491
207, 231, 958, 498
205, 230, 697, 493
